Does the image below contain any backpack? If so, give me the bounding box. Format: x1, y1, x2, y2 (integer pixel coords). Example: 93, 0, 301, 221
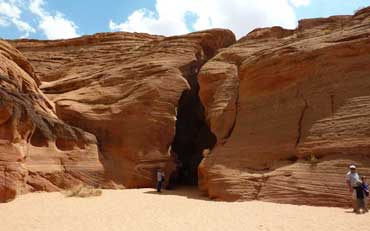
364, 184, 369, 197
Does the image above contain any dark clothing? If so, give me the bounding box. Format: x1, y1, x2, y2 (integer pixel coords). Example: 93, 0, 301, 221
355, 183, 369, 212
157, 180, 163, 192
362, 183, 369, 197
156, 170, 165, 192
354, 186, 364, 199
357, 198, 366, 210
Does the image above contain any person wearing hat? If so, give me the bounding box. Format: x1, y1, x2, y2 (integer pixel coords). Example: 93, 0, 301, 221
346, 165, 362, 213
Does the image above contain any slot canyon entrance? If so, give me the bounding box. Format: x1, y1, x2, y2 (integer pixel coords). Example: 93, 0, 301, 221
168, 86, 216, 188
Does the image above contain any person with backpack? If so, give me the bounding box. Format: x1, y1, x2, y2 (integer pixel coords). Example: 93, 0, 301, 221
346, 165, 362, 213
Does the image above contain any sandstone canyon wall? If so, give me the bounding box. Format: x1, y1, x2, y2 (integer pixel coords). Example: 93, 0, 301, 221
1, 7, 370, 207
9, 30, 235, 189
0, 40, 104, 202
198, 7, 370, 207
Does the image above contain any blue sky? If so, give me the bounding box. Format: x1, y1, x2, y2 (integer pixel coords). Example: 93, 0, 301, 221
0, 0, 369, 40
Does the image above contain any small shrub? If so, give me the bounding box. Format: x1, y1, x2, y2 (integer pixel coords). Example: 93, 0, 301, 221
308, 154, 319, 164
64, 184, 102, 198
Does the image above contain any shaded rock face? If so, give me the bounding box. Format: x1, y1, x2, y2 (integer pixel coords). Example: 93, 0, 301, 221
171, 82, 217, 186
198, 7, 370, 206
0, 40, 104, 202
11, 30, 236, 188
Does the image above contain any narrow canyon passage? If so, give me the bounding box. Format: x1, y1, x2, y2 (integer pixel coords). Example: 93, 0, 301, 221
169, 85, 216, 187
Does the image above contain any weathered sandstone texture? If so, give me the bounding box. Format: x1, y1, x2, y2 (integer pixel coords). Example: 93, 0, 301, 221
0, 40, 104, 202
198, 7, 370, 206
3, 7, 370, 207
11, 30, 235, 188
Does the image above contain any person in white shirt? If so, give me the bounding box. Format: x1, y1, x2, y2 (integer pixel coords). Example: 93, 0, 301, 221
346, 165, 362, 213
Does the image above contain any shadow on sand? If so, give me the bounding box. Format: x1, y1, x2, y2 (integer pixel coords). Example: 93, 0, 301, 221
344, 210, 369, 215
144, 186, 212, 201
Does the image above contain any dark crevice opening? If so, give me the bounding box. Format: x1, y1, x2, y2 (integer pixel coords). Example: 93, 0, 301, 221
168, 81, 216, 188
30, 127, 49, 147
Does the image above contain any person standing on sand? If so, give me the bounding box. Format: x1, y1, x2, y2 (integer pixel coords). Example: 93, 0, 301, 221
360, 176, 369, 213
157, 169, 165, 193
346, 165, 362, 213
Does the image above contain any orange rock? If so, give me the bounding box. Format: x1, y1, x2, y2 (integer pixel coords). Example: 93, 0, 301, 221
0, 40, 105, 202
198, 7, 370, 206
10, 30, 236, 188
4, 7, 370, 207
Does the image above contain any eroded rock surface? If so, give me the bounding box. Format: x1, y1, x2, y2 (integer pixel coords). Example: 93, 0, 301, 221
0, 40, 104, 202
11, 30, 235, 188
198, 7, 370, 206
3, 8, 370, 207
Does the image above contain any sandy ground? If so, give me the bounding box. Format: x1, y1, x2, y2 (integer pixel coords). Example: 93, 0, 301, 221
0, 187, 368, 231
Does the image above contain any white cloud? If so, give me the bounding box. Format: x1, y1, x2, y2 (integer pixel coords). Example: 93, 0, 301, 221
38, 13, 79, 40
0, 1, 21, 18
29, 0, 79, 39
109, 8, 189, 36
109, 0, 299, 38
0, 0, 35, 37
0, 0, 78, 39
290, 0, 311, 7
29, 0, 44, 16
12, 17, 35, 37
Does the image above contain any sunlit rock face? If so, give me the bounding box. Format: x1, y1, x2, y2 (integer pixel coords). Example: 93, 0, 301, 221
198, 7, 370, 207
0, 40, 105, 203
10, 29, 236, 189
3, 7, 370, 207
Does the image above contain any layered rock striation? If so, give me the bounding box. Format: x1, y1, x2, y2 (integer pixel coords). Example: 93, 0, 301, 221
2, 7, 370, 207
10, 30, 235, 188
0, 40, 104, 202
198, 7, 370, 206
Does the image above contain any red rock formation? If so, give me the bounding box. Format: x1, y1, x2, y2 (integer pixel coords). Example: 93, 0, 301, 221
198, 7, 370, 206
3, 7, 370, 208
10, 30, 236, 188
0, 40, 105, 202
